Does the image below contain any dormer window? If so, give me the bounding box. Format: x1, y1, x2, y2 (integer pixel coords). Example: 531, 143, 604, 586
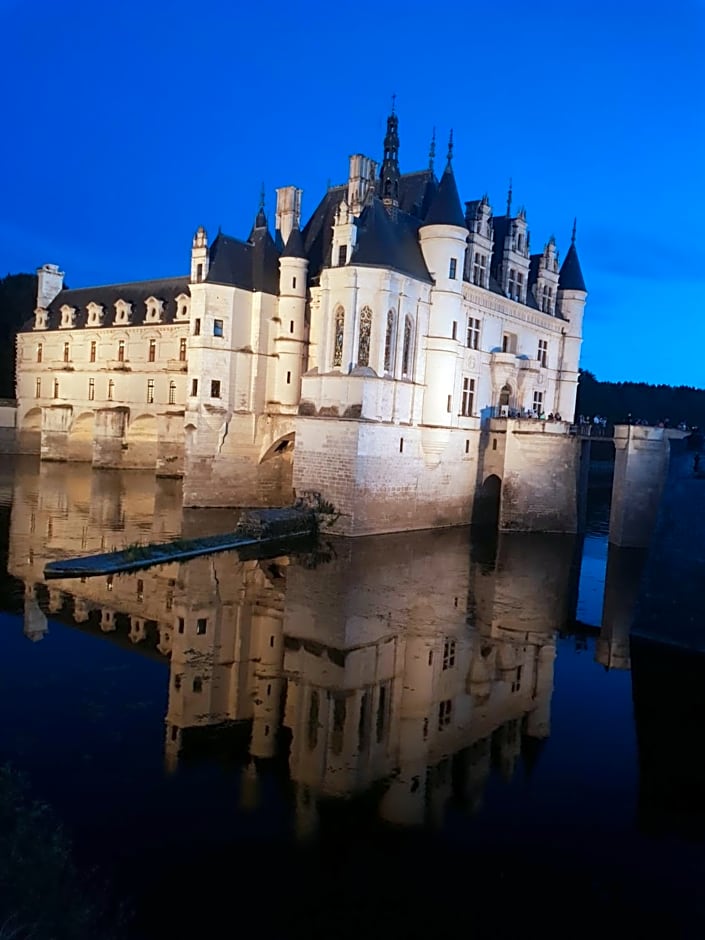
33, 309, 48, 331
174, 294, 190, 321
86, 302, 104, 327
60, 305, 76, 329
338, 245, 347, 266
145, 297, 164, 323
114, 300, 132, 325
517, 234, 524, 252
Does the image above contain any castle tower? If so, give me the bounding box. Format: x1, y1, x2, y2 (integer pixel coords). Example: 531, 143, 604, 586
492, 184, 531, 302
555, 220, 588, 419
190, 226, 209, 283
418, 133, 468, 431
531, 236, 560, 314
465, 195, 494, 288
275, 227, 309, 408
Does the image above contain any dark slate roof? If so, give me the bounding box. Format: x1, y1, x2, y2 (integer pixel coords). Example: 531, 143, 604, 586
422, 165, 465, 228
558, 243, 587, 292
351, 198, 432, 282
490, 215, 510, 281
35, 277, 191, 331
301, 185, 347, 279
528, 253, 541, 289
207, 227, 281, 294
281, 226, 306, 259
397, 170, 437, 219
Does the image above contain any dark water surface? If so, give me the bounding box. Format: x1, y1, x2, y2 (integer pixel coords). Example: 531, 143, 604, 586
1, 458, 704, 938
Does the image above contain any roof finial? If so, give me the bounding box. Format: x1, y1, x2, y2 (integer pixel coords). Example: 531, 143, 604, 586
391, 92, 396, 115
506, 178, 513, 217
571, 217, 577, 245
259, 182, 265, 212
428, 126, 436, 172
446, 128, 454, 167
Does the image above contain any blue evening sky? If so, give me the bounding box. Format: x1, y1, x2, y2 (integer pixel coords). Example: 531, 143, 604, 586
1, 0, 703, 386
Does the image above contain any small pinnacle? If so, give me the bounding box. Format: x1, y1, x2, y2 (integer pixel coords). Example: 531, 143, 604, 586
391, 92, 396, 115
259, 182, 265, 211
429, 127, 436, 172
571, 217, 577, 245
447, 128, 454, 166
507, 178, 513, 217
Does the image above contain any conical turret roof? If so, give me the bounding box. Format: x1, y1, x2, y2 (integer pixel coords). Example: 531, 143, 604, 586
423, 163, 465, 228
559, 242, 586, 292
281, 226, 306, 259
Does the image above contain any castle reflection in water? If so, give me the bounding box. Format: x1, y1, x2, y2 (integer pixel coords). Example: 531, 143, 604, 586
5, 458, 633, 833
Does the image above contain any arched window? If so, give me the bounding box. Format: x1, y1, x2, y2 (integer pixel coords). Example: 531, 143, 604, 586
402, 315, 413, 377
384, 310, 395, 373
499, 384, 511, 407
332, 305, 344, 368
358, 305, 372, 367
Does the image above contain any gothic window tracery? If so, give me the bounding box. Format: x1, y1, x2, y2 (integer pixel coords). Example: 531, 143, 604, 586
357, 306, 372, 367
384, 310, 395, 373
332, 305, 345, 368
402, 315, 413, 377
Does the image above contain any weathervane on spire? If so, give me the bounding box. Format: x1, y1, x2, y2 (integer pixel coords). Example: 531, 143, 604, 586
428, 127, 436, 172
571, 217, 577, 245
506, 178, 513, 217
447, 128, 454, 166
259, 182, 266, 211
391, 92, 396, 115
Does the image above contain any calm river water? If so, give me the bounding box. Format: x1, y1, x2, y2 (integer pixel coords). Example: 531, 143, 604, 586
1, 457, 704, 938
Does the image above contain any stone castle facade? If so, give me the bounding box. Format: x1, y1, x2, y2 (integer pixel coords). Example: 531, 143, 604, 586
15, 110, 587, 535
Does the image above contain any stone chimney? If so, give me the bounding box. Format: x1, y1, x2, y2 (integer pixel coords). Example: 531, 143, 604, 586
347, 155, 377, 217
275, 186, 303, 245
36, 263, 64, 309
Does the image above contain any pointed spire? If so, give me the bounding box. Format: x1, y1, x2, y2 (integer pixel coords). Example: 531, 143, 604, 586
391, 92, 396, 115
379, 102, 400, 208
255, 183, 267, 229
423, 158, 465, 228
446, 128, 454, 167
428, 127, 436, 173
281, 225, 306, 260
571, 217, 577, 245
559, 221, 587, 292
506, 178, 513, 217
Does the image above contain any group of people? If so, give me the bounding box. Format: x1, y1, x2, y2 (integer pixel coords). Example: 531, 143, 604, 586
505, 408, 563, 421
577, 414, 609, 435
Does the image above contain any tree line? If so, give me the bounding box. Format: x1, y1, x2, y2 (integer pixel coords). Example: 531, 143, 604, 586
0, 273, 36, 400
576, 369, 704, 429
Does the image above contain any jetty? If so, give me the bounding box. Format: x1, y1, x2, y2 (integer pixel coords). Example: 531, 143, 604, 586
43, 507, 317, 580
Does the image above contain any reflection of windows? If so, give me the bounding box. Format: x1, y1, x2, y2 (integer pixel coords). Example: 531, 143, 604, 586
148, 338, 156, 362
193, 677, 203, 693
438, 699, 452, 730
53, 379, 59, 399
358, 306, 372, 367
331, 695, 346, 756
63, 342, 70, 363
332, 305, 344, 368
107, 379, 114, 401
511, 665, 523, 693
36, 343, 43, 363
117, 340, 125, 362
147, 379, 155, 404
197, 618, 207, 635
376, 683, 389, 743
179, 337, 187, 361
88, 378, 95, 401
177, 617, 185, 634
358, 691, 371, 751
136, 579, 144, 601
35, 378, 41, 398
443, 639, 456, 670
307, 690, 319, 750
168, 381, 176, 405
90, 341, 96, 363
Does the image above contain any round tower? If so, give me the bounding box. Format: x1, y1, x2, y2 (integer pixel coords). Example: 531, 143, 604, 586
418, 134, 468, 428
555, 220, 588, 419
276, 227, 309, 408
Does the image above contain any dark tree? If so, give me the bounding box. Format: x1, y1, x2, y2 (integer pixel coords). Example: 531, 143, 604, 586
0, 273, 37, 399
576, 369, 705, 428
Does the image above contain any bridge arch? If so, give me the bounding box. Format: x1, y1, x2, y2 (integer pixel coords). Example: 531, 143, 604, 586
472, 473, 502, 529
259, 432, 295, 464
18, 407, 42, 454
124, 413, 158, 468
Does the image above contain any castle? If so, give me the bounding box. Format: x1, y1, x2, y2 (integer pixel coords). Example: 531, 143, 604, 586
15, 109, 587, 535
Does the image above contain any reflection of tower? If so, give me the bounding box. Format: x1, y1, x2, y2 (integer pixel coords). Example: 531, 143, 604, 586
596, 545, 648, 671
23, 583, 48, 642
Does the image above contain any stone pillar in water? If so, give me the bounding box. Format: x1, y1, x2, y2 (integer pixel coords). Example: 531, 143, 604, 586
93, 407, 129, 469
609, 426, 669, 548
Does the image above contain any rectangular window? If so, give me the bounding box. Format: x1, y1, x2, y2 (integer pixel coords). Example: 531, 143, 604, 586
136, 579, 144, 602
35, 378, 41, 398
63, 342, 70, 363
117, 340, 125, 362
538, 339, 548, 368
36, 343, 42, 363
90, 340, 96, 363
533, 390, 544, 414
88, 378, 95, 401
196, 617, 207, 636
438, 699, 452, 730
179, 337, 187, 361
193, 677, 203, 693
168, 381, 176, 405
177, 617, 185, 634
210, 379, 221, 398
473, 252, 487, 287
502, 332, 517, 354
461, 377, 475, 417
466, 317, 480, 350
508, 268, 516, 300
148, 338, 156, 362
213, 319, 224, 337
290, 320, 294, 333
338, 245, 347, 266
447, 394, 452, 413
147, 379, 155, 403
516, 271, 524, 302
399, 437, 404, 453
191, 378, 198, 396
107, 379, 114, 401
53, 379, 59, 399
286, 371, 291, 385
193, 318, 201, 336
292, 276, 297, 289
449, 257, 457, 279
443, 639, 456, 670
452, 320, 457, 340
